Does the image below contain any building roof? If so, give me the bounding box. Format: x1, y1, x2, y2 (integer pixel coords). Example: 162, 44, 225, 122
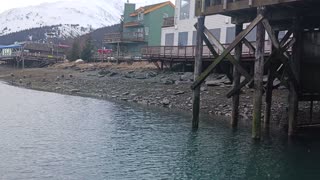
0, 44, 22, 49
130, 1, 174, 17
24, 42, 65, 53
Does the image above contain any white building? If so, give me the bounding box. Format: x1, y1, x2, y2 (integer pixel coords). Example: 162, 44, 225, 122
161, 0, 260, 46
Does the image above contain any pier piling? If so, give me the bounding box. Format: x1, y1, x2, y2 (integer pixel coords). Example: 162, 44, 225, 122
252, 7, 266, 139
192, 16, 205, 129
231, 23, 243, 128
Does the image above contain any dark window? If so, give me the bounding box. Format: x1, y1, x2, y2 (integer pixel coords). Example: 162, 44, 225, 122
246, 27, 257, 42
209, 28, 221, 41
178, 32, 188, 46
192, 31, 196, 45
278, 31, 286, 40
165, 33, 174, 46
226, 27, 235, 44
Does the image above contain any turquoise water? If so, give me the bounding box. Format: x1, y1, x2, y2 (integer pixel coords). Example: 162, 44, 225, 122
0, 83, 319, 179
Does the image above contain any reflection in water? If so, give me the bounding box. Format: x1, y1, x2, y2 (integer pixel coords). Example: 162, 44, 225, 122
0, 83, 319, 179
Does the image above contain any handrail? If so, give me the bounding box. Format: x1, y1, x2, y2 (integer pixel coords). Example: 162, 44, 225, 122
141, 40, 277, 58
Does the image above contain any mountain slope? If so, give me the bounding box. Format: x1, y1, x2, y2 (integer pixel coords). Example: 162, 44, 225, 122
0, 0, 123, 36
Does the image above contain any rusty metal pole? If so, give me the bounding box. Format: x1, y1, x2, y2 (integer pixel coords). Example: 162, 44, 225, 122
252, 7, 266, 139
192, 15, 205, 129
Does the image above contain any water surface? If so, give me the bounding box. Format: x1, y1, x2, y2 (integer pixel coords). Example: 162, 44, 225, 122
0, 83, 319, 179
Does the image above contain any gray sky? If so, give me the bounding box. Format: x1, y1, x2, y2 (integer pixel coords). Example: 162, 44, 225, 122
0, 0, 175, 13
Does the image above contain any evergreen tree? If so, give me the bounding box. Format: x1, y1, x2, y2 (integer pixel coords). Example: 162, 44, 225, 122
81, 37, 94, 62
68, 40, 80, 61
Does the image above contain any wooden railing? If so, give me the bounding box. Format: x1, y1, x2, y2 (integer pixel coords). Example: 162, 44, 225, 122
195, 0, 303, 16
141, 41, 272, 59
163, 17, 174, 27
105, 32, 146, 43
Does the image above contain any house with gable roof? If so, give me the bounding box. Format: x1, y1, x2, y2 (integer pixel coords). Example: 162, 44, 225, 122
105, 1, 175, 57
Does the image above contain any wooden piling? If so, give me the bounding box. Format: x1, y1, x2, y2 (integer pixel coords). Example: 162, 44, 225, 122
288, 17, 302, 136
252, 7, 266, 139
192, 16, 205, 129
231, 23, 243, 128
264, 31, 279, 128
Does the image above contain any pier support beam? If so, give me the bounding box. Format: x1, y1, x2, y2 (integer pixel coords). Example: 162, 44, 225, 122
192, 16, 205, 129
288, 17, 302, 136
252, 7, 266, 139
264, 31, 279, 128
231, 23, 243, 128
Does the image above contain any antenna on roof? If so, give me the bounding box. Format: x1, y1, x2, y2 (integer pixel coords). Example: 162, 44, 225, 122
127, 0, 129, 3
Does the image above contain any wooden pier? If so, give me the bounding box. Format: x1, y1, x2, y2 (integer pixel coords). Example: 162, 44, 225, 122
0, 43, 65, 68
192, 0, 320, 138
141, 41, 273, 70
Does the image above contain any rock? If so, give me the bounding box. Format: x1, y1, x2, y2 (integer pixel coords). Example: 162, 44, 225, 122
146, 71, 157, 78
69, 74, 73, 78
124, 74, 133, 78
99, 70, 111, 75
10, 73, 14, 77
42, 78, 46, 82
135, 75, 147, 80
23, 75, 26, 79
122, 92, 130, 96
70, 89, 80, 93
279, 85, 286, 90
162, 78, 175, 85
55, 87, 62, 91
205, 80, 222, 87
75, 59, 84, 64
109, 72, 118, 77
56, 76, 60, 81
180, 72, 193, 81
98, 75, 105, 78
273, 79, 281, 88
61, 74, 65, 78
173, 91, 185, 95
120, 98, 128, 101
201, 86, 208, 92
160, 98, 170, 106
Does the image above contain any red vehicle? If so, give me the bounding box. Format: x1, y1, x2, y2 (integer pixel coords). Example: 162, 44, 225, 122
97, 49, 112, 55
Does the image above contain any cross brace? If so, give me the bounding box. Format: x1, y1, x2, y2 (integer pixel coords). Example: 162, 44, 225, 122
191, 14, 264, 92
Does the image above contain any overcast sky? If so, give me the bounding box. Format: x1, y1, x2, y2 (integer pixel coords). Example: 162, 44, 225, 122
0, 0, 175, 13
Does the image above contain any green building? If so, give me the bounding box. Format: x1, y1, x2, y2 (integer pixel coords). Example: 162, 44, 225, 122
105, 1, 175, 57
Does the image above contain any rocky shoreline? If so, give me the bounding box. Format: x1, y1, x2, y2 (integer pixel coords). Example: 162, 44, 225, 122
0, 62, 317, 128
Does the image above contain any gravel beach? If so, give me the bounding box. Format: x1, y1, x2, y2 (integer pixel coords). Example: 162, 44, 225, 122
0, 62, 318, 129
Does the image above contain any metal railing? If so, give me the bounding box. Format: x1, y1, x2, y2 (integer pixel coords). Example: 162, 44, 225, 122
105, 32, 146, 43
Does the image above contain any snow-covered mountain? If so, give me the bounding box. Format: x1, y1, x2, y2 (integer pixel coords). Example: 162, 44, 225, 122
0, 0, 124, 37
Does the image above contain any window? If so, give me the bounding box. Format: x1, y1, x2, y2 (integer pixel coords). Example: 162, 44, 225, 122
226, 27, 236, 44
145, 27, 149, 36
163, 13, 169, 18
209, 28, 221, 41
138, 12, 144, 21
246, 27, 257, 42
165, 33, 174, 46
192, 31, 197, 45
278, 31, 286, 41
178, 32, 188, 46
180, 0, 190, 20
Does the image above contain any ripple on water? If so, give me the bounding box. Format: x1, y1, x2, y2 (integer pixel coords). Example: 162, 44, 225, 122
0, 83, 320, 179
